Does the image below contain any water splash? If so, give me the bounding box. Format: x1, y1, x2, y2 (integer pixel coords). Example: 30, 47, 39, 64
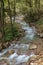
8, 52, 35, 64
9, 53, 18, 60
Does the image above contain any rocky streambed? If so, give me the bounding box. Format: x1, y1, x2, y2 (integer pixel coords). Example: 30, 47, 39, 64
0, 15, 43, 65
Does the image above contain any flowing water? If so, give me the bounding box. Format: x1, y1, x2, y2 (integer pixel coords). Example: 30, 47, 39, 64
0, 15, 36, 65
15, 15, 36, 43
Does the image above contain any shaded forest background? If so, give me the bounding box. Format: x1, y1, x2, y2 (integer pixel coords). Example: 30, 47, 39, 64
0, 0, 43, 43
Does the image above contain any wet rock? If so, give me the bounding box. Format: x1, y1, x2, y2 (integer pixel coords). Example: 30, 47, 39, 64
17, 48, 22, 55
29, 44, 37, 50
7, 50, 15, 54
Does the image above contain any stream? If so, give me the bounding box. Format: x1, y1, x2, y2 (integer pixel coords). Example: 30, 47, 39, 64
0, 15, 36, 65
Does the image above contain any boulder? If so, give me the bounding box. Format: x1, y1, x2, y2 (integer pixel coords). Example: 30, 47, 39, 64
29, 44, 37, 50
7, 50, 15, 54
37, 33, 43, 38
40, 33, 43, 38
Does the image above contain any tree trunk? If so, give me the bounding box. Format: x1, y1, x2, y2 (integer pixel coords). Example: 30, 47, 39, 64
1, 0, 5, 42
35, 0, 38, 8
14, 0, 16, 21
8, 0, 14, 37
